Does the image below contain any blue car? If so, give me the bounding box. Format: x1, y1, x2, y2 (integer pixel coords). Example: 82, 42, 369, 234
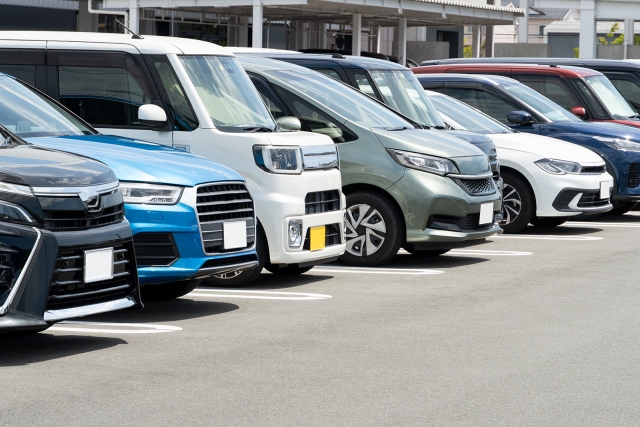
416, 73, 640, 215
0, 73, 258, 299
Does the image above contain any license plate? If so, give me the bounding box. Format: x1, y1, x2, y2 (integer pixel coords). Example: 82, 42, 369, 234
223, 221, 247, 250
84, 247, 114, 283
600, 181, 610, 200
309, 226, 326, 251
479, 203, 494, 225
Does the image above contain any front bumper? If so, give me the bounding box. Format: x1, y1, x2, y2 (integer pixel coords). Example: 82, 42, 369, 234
388, 169, 503, 247
253, 169, 346, 266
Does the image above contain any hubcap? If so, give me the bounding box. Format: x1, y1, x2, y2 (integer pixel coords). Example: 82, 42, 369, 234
501, 183, 522, 225
345, 204, 386, 257
213, 270, 243, 280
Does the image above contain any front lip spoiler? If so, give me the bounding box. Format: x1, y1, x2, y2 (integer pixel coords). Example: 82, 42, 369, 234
194, 260, 259, 278
44, 297, 136, 322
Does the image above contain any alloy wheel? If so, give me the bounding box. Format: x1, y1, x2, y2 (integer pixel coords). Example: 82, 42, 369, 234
345, 204, 386, 257
501, 183, 522, 225
213, 270, 243, 280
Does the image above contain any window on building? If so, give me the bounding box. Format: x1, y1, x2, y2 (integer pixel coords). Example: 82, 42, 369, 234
538, 25, 546, 36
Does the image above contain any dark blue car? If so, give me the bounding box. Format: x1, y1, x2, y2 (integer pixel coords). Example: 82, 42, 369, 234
416, 73, 640, 214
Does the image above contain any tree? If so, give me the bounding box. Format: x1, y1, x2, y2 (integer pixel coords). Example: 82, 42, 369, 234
598, 23, 624, 45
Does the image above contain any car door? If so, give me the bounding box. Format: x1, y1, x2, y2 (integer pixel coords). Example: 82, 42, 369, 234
512, 74, 587, 115
45, 42, 173, 147
604, 72, 640, 115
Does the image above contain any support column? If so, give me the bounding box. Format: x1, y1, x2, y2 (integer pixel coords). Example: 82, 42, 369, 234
517, 0, 529, 44
398, 18, 407, 66
302, 22, 309, 50
129, 0, 139, 33
485, 0, 494, 57
320, 23, 328, 50
578, 0, 596, 58
352, 14, 362, 55
239, 17, 249, 47
624, 19, 635, 60
472, 25, 481, 58
252, 0, 263, 48
372, 26, 381, 53
78, 0, 98, 32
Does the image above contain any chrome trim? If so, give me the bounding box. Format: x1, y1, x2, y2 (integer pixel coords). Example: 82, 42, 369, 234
0, 200, 34, 223
43, 297, 136, 322
195, 260, 259, 277
0, 227, 41, 316
32, 180, 119, 203
567, 193, 613, 212
301, 145, 339, 170
447, 172, 494, 179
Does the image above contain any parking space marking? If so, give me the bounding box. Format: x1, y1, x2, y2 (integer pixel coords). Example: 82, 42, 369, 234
190, 288, 332, 300
48, 321, 182, 334
398, 248, 532, 256
565, 222, 640, 228
494, 234, 603, 241
312, 266, 444, 275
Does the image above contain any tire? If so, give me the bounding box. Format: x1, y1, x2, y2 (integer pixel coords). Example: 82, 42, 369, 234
499, 171, 535, 234
403, 247, 451, 257
530, 217, 567, 227
264, 265, 313, 275
142, 278, 204, 300
203, 224, 268, 287
606, 201, 635, 216
340, 191, 404, 267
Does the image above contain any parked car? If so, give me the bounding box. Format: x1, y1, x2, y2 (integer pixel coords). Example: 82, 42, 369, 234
414, 73, 640, 215
229, 49, 501, 190
426, 90, 613, 231
0, 125, 142, 334
419, 57, 640, 115
0, 32, 346, 281
239, 56, 502, 265
0, 72, 259, 296
413, 63, 640, 129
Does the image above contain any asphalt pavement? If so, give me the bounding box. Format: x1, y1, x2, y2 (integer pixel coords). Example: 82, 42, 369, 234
3, 213, 640, 426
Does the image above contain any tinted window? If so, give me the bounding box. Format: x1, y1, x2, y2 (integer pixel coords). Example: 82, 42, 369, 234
0, 65, 36, 86
250, 75, 290, 119
352, 72, 378, 98
315, 68, 341, 80
608, 77, 640, 114
517, 76, 577, 110
449, 88, 519, 123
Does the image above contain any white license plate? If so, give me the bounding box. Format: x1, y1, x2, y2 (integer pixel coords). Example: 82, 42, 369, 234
84, 247, 114, 283
223, 221, 247, 249
479, 203, 494, 225
600, 181, 610, 200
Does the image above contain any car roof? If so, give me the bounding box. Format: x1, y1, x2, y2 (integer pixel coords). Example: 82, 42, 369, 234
413, 63, 602, 78
237, 55, 317, 73
0, 31, 232, 56
415, 73, 518, 85
422, 57, 640, 70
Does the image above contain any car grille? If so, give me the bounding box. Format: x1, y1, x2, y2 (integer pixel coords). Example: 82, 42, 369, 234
629, 164, 639, 188
305, 190, 340, 214
455, 178, 496, 196
552, 189, 609, 211
200, 253, 259, 269
576, 192, 610, 208
196, 182, 255, 254
581, 165, 606, 174
42, 203, 124, 231
46, 240, 136, 311
133, 233, 179, 267
302, 223, 341, 250
428, 213, 495, 232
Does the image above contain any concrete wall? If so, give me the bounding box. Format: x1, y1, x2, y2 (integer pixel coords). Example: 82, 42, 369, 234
495, 43, 551, 57
406, 41, 450, 63
596, 45, 640, 60
548, 34, 579, 58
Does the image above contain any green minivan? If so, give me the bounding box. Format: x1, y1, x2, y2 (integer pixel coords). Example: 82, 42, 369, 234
239, 56, 502, 266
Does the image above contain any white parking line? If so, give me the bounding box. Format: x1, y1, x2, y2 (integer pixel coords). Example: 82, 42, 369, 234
48, 321, 182, 334
311, 266, 444, 275
494, 234, 603, 241
565, 222, 640, 228
190, 288, 332, 300
449, 249, 533, 256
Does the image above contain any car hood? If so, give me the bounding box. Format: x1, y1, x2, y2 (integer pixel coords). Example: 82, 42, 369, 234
0, 144, 116, 186
25, 135, 244, 187
489, 132, 605, 164
557, 121, 640, 141
371, 128, 490, 175
445, 130, 495, 157
608, 119, 640, 129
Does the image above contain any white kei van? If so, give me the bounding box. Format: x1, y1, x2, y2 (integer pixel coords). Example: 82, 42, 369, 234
0, 32, 346, 285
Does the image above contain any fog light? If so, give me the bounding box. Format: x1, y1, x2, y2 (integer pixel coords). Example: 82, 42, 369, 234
288, 220, 303, 248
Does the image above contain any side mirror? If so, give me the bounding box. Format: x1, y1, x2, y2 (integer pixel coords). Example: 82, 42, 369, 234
276, 116, 301, 131
138, 104, 168, 129
570, 106, 587, 119
507, 110, 535, 126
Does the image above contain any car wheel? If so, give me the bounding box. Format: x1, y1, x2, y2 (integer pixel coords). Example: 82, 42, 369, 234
264, 265, 314, 275
403, 247, 450, 256
141, 278, 204, 300
606, 201, 636, 216
499, 172, 535, 234
340, 191, 404, 267
530, 217, 567, 227
203, 225, 268, 287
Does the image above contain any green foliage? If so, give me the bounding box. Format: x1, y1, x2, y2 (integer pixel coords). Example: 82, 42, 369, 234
599, 22, 624, 45
573, 47, 579, 58
636, 35, 640, 45
463, 45, 472, 58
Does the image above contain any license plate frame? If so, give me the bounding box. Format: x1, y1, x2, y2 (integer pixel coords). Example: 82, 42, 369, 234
84, 247, 114, 283
223, 220, 247, 250
309, 226, 326, 251
479, 203, 494, 225
600, 181, 610, 200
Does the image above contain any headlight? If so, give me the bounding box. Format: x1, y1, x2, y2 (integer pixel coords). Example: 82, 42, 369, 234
594, 136, 640, 152
253, 145, 303, 174
0, 182, 32, 195
120, 182, 183, 205
535, 158, 582, 175
386, 149, 459, 175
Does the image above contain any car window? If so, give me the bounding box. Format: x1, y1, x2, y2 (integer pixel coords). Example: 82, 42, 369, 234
0, 65, 36, 86
449, 87, 518, 123
608, 77, 640, 114
573, 80, 609, 119
314, 68, 341, 81
250, 75, 290, 119
517, 76, 577, 110
352, 72, 377, 98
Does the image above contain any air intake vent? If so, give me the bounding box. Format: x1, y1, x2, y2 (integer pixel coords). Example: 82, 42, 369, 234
305, 190, 340, 214
133, 233, 179, 267
455, 178, 496, 196
629, 164, 639, 188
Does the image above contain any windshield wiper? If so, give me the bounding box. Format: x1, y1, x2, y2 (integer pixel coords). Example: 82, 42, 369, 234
629, 115, 640, 119
386, 126, 412, 131
433, 125, 446, 130
243, 126, 274, 133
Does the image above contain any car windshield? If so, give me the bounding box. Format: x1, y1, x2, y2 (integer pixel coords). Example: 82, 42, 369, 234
179, 55, 276, 132
429, 93, 512, 134
0, 76, 94, 138
265, 69, 414, 129
583, 75, 637, 119
370, 70, 445, 128
501, 81, 582, 123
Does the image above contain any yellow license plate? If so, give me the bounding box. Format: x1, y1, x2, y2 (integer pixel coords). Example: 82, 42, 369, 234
309, 226, 326, 251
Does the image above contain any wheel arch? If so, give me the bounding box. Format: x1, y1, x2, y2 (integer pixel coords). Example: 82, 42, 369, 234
501, 166, 538, 213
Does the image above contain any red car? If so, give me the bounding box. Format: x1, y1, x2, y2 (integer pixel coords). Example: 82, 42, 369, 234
412, 64, 640, 128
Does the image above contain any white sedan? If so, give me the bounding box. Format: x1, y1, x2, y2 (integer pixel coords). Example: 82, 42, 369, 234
426, 90, 614, 233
